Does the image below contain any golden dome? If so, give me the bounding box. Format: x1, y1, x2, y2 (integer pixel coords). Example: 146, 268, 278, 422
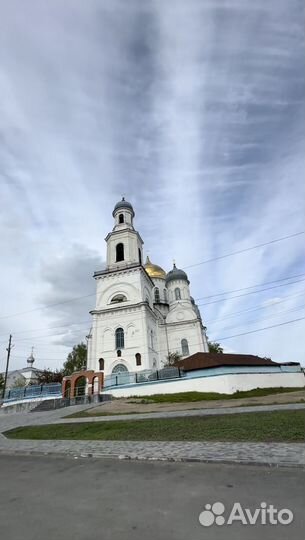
144, 256, 166, 279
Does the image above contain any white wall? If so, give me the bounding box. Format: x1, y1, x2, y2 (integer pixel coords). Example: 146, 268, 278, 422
103, 371, 305, 397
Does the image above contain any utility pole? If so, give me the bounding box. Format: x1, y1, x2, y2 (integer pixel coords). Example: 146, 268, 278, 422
2, 334, 12, 400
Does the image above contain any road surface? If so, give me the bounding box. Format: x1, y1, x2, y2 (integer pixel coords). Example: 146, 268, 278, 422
0, 454, 303, 540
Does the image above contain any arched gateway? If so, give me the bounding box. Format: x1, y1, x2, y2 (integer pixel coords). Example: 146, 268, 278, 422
62, 370, 104, 399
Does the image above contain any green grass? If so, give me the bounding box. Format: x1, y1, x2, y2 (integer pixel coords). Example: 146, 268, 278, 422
127, 387, 304, 404
4, 410, 305, 443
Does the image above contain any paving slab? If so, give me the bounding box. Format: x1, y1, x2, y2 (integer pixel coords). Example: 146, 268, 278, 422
0, 402, 304, 468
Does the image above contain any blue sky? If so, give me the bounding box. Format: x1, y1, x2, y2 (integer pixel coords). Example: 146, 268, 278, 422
0, 0, 304, 371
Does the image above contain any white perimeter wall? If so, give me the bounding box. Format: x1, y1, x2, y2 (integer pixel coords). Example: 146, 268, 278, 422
103, 372, 305, 398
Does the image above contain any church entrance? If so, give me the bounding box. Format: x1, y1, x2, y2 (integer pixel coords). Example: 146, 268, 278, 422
112, 363, 128, 374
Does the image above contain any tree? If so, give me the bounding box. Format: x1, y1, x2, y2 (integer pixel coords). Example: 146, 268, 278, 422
36, 369, 63, 385
62, 342, 87, 376
12, 376, 27, 388
163, 351, 182, 367
207, 340, 224, 354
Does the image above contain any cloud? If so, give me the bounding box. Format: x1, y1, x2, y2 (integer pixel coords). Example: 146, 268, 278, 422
0, 0, 304, 370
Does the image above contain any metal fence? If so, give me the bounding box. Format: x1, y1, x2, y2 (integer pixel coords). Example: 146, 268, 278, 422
104, 366, 184, 388
3, 383, 62, 402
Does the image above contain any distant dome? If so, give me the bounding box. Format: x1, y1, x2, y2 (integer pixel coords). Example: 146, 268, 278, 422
112, 197, 135, 217
144, 256, 166, 279
166, 263, 189, 285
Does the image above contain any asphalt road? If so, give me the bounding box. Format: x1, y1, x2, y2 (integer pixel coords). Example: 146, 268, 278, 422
0, 455, 303, 540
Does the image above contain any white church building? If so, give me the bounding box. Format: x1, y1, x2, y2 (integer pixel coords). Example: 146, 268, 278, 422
87, 198, 209, 377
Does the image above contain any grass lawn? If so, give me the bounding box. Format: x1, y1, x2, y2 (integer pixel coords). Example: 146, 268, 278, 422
4, 410, 305, 443
128, 387, 303, 404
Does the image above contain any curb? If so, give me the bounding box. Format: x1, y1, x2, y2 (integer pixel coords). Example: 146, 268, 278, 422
0, 448, 304, 469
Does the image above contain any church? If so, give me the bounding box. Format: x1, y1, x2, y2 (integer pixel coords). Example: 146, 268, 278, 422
87, 198, 209, 376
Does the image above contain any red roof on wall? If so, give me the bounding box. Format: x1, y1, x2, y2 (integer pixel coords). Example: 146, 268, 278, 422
176, 353, 281, 372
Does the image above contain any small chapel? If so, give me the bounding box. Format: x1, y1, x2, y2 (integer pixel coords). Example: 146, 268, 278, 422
87, 198, 209, 376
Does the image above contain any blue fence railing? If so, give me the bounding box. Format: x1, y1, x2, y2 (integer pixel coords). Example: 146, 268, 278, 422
104, 366, 184, 389
3, 383, 62, 402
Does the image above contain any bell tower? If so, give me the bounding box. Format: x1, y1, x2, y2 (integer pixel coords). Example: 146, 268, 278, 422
105, 198, 144, 270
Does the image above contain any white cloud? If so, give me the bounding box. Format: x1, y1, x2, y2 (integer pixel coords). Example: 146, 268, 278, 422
0, 0, 304, 370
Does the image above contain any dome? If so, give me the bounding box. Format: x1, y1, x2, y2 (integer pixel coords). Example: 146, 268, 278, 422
112, 197, 135, 217
144, 256, 166, 279
166, 263, 189, 284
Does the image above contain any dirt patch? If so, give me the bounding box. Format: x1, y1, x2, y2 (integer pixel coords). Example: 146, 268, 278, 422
82, 390, 305, 416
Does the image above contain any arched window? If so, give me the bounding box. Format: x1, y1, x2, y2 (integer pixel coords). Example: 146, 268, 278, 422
164, 288, 168, 302
111, 294, 127, 304
112, 363, 128, 374
115, 327, 124, 349
119, 213, 124, 224
116, 243, 124, 262
150, 330, 154, 349
181, 339, 189, 356
138, 248, 142, 264
175, 287, 181, 300
154, 287, 160, 303
117, 349, 122, 357
135, 353, 141, 366
98, 358, 104, 370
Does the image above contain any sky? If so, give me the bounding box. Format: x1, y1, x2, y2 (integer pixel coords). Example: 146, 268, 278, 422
0, 0, 304, 372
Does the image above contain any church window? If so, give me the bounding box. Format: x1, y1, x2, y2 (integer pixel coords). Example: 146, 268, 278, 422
150, 330, 154, 349
112, 363, 128, 374
116, 243, 124, 262
175, 287, 181, 300
115, 327, 124, 349
154, 287, 160, 303
138, 248, 142, 264
111, 294, 127, 304
181, 339, 189, 356
135, 353, 141, 366
117, 349, 122, 357
119, 213, 124, 224
164, 288, 168, 302
98, 358, 104, 370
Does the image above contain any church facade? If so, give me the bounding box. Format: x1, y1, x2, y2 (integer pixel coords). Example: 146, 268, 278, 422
87, 198, 209, 376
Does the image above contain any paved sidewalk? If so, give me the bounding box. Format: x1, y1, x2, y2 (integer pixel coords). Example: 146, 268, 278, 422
0, 438, 304, 468
56, 402, 305, 423
0, 403, 304, 468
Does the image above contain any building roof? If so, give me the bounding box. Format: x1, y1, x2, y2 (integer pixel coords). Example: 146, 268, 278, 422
112, 197, 135, 217
176, 352, 283, 371
166, 263, 189, 285
144, 256, 166, 279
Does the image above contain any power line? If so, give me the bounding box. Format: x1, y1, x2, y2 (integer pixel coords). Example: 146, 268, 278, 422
0, 293, 95, 321
215, 317, 305, 341
2, 273, 303, 339
195, 272, 305, 301
204, 291, 305, 324
3, 287, 304, 347
9, 316, 305, 363
1, 231, 304, 322
211, 304, 305, 334
197, 278, 305, 307
184, 231, 304, 269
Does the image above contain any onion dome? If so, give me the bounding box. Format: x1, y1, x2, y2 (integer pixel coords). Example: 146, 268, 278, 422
166, 262, 189, 285
112, 197, 135, 217
144, 256, 166, 279
27, 347, 35, 367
